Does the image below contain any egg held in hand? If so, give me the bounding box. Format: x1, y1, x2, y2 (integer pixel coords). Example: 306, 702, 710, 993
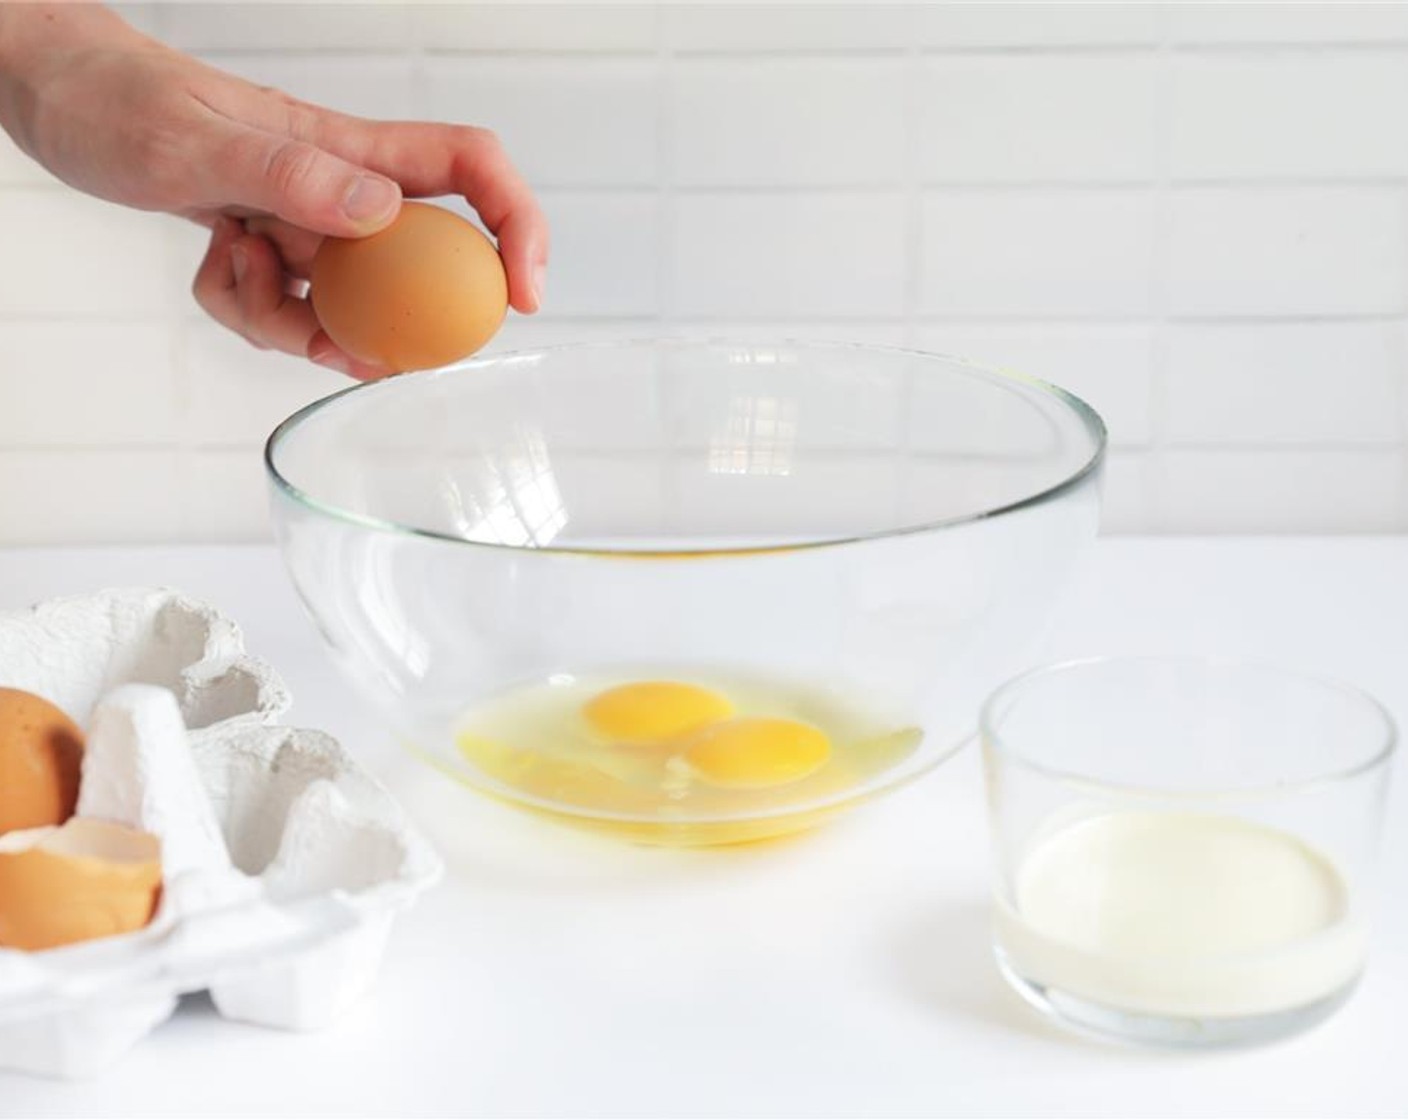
0, 686, 84, 834
311, 201, 509, 373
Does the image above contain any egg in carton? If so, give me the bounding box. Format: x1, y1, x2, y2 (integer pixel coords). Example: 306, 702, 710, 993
0, 589, 443, 1079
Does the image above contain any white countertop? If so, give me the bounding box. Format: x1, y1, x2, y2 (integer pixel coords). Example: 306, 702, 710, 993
0, 538, 1404, 1118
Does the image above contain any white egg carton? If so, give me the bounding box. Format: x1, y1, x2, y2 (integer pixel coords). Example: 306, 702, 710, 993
0, 589, 443, 1079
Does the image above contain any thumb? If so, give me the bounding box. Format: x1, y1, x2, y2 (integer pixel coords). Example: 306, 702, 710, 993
203, 121, 401, 237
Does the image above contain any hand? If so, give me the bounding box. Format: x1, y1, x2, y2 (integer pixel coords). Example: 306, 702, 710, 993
0, 4, 549, 379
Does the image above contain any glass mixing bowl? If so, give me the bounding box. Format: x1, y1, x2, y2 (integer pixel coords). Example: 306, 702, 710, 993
265, 340, 1105, 844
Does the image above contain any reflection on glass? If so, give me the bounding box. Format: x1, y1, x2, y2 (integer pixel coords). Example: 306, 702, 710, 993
708, 395, 799, 477
441, 427, 568, 547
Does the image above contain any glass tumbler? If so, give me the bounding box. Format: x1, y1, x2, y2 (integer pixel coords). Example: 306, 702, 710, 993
981, 655, 1396, 1048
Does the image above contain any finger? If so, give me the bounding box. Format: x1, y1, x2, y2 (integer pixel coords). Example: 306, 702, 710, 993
243, 215, 323, 277
192, 221, 384, 377
306, 329, 390, 382
229, 233, 323, 356
197, 118, 403, 239
299, 117, 550, 312
191, 215, 252, 342
234, 236, 383, 376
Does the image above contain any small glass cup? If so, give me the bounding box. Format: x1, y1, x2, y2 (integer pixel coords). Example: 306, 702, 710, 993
980, 655, 1396, 1049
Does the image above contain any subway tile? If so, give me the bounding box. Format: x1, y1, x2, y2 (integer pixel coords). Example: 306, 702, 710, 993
108, 3, 162, 38
182, 321, 346, 446
665, 321, 908, 346
664, 4, 912, 51
1157, 449, 1404, 533
482, 317, 661, 355
196, 54, 418, 120
1170, 54, 1408, 179
0, 323, 180, 446
487, 319, 908, 351
672, 454, 903, 537
540, 452, 668, 538
0, 191, 181, 317
913, 324, 1155, 447
1165, 322, 1404, 445
167, 216, 215, 285
0, 451, 185, 545
663, 347, 908, 454
919, 191, 1155, 317
437, 191, 660, 316
917, 3, 1158, 47
917, 55, 1157, 183
427, 58, 659, 186
673, 59, 904, 187
1097, 450, 1157, 534
160, 3, 411, 51
1165, 187, 1407, 317
672, 193, 905, 318
538, 193, 661, 316
1168, 3, 1408, 44
182, 451, 276, 543
412, 4, 657, 52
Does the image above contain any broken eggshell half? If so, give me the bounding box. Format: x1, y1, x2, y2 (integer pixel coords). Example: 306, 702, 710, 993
0, 589, 442, 1079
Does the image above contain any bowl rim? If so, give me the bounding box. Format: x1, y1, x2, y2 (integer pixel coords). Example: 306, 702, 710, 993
980, 653, 1399, 798
263, 337, 1108, 558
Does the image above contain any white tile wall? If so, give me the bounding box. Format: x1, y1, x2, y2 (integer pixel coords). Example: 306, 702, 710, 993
1166, 3, 1408, 45
915, 3, 1160, 47
1169, 54, 1408, 180
673, 59, 904, 186
427, 58, 661, 187
0, 191, 180, 318
199, 53, 420, 120
672, 193, 906, 317
1165, 187, 1407, 317
919, 190, 1156, 316
1164, 323, 1404, 446
1158, 450, 1404, 533
912, 325, 1156, 448
0, 324, 181, 446
664, 4, 912, 52
1, 2, 1406, 544
917, 56, 1158, 183
414, 4, 657, 53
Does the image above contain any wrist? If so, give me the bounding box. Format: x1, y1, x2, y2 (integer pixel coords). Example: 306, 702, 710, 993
0, 5, 149, 142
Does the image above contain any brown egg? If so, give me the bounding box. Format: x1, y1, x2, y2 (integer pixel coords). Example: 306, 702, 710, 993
311, 200, 509, 374
0, 687, 84, 835
0, 818, 162, 951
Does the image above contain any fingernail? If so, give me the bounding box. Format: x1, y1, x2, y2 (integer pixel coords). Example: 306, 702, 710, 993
342, 175, 400, 226
309, 343, 352, 376
532, 263, 547, 309
230, 243, 248, 284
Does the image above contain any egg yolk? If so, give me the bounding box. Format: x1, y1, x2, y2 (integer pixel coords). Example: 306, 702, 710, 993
582, 681, 733, 746
683, 717, 831, 788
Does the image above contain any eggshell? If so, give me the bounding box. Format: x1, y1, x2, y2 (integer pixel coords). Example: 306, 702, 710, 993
80, 684, 231, 883
311, 200, 509, 372
0, 588, 289, 733
0, 588, 442, 1079
0, 819, 161, 952
0, 688, 84, 834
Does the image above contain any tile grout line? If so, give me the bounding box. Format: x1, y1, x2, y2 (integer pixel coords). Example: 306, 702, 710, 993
900, 9, 922, 351
652, 7, 682, 532
1399, 184, 1408, 530
1145, 7, 1174, 533
655, 6, 675, 328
